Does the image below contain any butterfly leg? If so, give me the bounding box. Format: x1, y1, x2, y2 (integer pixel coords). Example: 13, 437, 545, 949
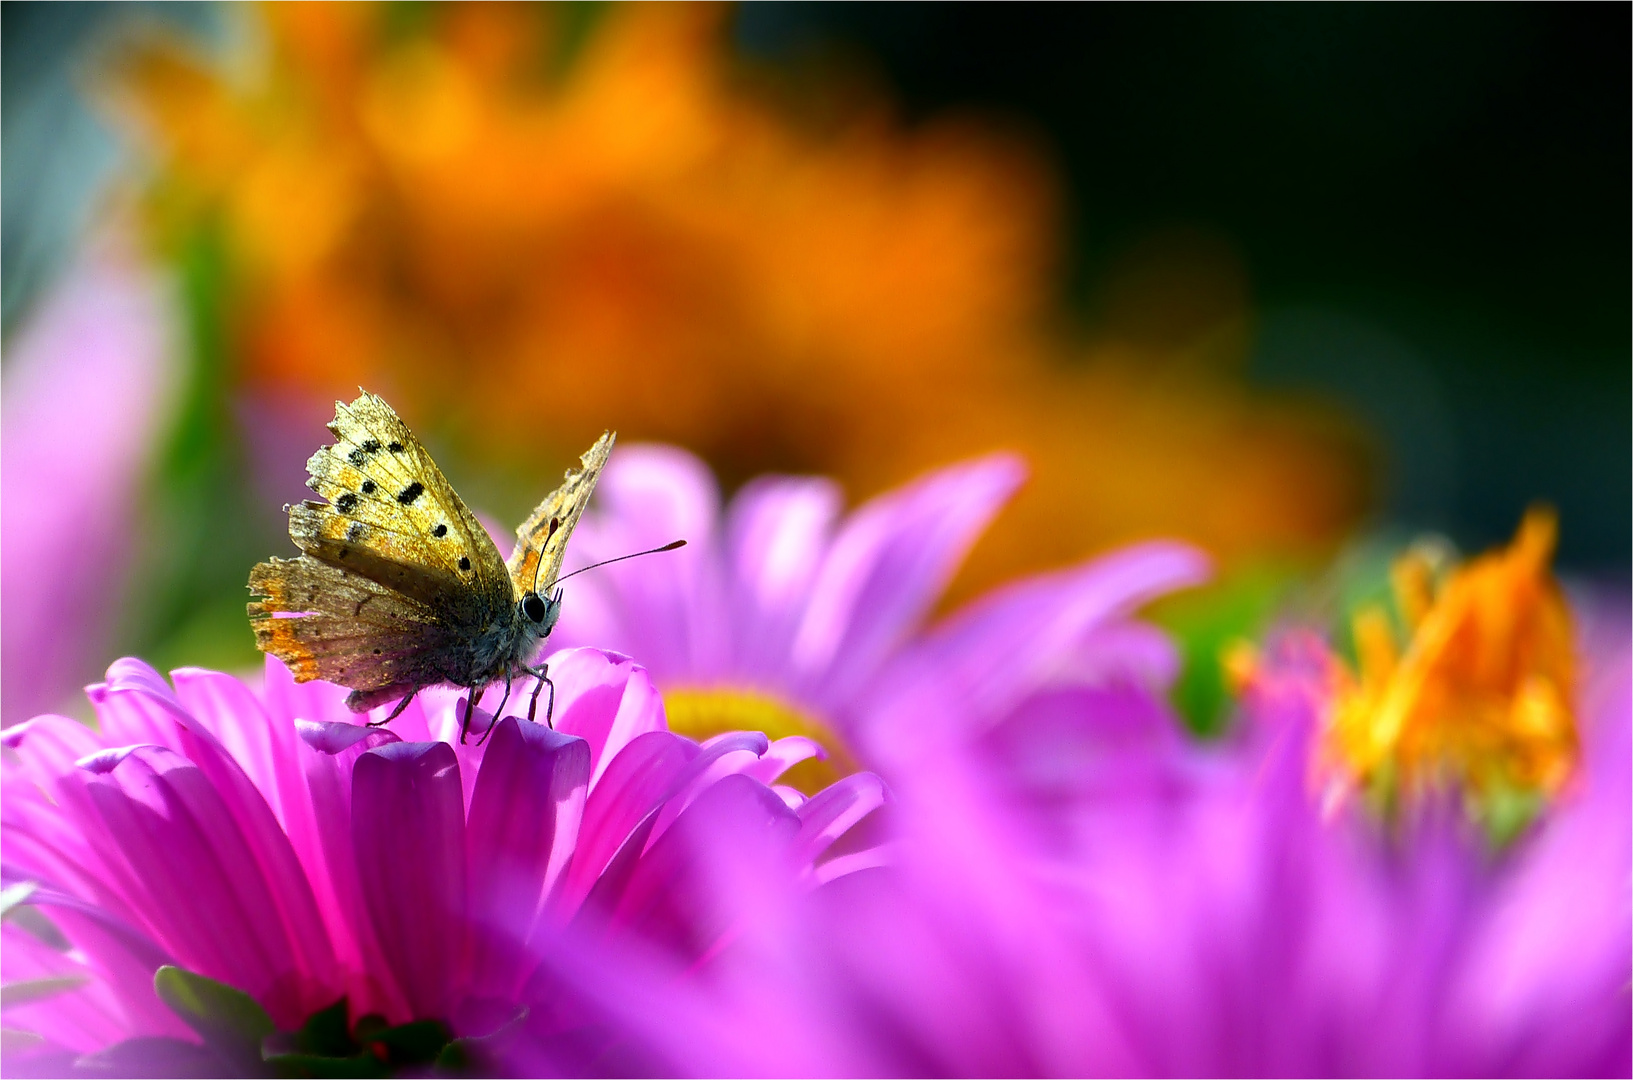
525, 664, 556, 728
369, 689, 419, 728
459, 684, 487, 745
477, 678, 512, 747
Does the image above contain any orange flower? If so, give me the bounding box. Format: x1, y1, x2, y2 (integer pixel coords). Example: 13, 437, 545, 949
104, 2, 1368, 595
1322, 508, 1578, 807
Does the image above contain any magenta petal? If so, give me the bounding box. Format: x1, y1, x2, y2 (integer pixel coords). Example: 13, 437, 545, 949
648, 731, 772, 842
795, 772, 891, 868
723, 475, 844, 681
739, 736, 826, 788
547, 648, 666, 785
94, 665, 340, 1014
69, 746, 322, 1026
295, 721, 408, 1021
789, 455, 1026, 713
555, 445, 728, 679
171, 667, 305, 837
2, 923, 129, 1052
558, 731, 699, 915
558, 730, 767, 921
25, 888, 189, 1043
466, 718, 591, 999
3, 714, 105, 788
604, 775, 799, 958
351, 741, 467, 1020
86, 659, 184, 752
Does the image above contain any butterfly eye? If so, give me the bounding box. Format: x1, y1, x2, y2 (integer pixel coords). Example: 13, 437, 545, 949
520, 592, 548, 623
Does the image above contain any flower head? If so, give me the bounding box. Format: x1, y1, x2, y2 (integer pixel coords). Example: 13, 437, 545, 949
1322, 508, 1578, 812
1, 650, 884, 1071
551, 443, 1210, 785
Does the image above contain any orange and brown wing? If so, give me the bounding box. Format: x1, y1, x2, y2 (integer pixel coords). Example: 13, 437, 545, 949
248, 555, 458, 692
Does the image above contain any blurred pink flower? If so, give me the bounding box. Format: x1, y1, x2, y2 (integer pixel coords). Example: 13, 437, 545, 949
1, 235, 175, 724
1, 649, 885, 1072
587, 618, 1629, 1076
553, 444, 1211, 780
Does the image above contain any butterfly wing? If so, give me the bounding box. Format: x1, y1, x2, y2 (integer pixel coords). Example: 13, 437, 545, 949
507, 431, 615, 596
248, 555, 458, 704
249, 392, 513, 698
291, 392, 511, 613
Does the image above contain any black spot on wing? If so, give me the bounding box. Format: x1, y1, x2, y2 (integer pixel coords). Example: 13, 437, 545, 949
388, 440, 405, 453
347, 521, 365, 542
336, 493, 359, 513
361, 438, 382, 454
432, 523, 448, 537
348, 448, 367, 466
361, 480, 376, 494
459, 556, 471, 571
397, 481, 425, 505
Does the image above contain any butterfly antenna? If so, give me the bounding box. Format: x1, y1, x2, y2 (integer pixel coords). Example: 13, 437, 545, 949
552, 540, 687, 586
531, 517, 562, 595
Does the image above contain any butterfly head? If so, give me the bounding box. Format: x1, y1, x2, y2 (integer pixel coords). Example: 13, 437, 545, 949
519, 587, 564, 639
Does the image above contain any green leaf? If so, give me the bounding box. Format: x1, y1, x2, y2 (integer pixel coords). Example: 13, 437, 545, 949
361, 1019, 451, 1066
1, 975, 88, 1008
264, 1050, 389, 1079
75, 1034, 228, 1078
437, 1006, 528, 1075
154, 965, 275, 1073
0, 882, 38, 919
292, 998, 356, 1058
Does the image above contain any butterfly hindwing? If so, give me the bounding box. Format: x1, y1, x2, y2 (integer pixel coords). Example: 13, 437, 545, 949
507, 431, 615, 595
248, 555, 459, 695
295, 392, 511, 618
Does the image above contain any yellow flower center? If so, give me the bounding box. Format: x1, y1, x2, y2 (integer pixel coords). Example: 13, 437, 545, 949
661, 686, 861, 794
1323, 507, 1578, 815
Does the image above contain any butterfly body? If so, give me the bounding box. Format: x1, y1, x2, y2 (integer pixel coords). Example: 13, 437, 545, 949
248, 392, 610, 717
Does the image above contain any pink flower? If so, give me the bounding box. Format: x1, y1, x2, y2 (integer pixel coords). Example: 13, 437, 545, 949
590, 614, 1630, 1077
1, 650, 885, 1072
1, 234, 175, 724
552, 445, 1210, 776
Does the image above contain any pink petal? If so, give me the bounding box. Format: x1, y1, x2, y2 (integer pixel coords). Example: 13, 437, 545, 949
738, 736, 826, 788
1, 237, 174, 724
69, 746, 327, 1026
2, 923, 129, 1052
466, 718, 591, 999
723, 475, 844, 682
295, 721, 409, 1022
557, 731, 699, 916
548, 648, 667, 786
602, 775, 799, 958
795, 772, 891, 869
647, 731, 773, 843
94, 664, 340, 1014
552, 445, 729, 680
351, 741, 467, 1020
789, 455, 1026, 715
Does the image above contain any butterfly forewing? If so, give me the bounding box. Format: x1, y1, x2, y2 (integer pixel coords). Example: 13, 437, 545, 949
296, 392, 511, 614
507, 431, 615, 595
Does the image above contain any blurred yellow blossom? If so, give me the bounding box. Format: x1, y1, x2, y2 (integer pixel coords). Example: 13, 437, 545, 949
1322, 508, 1578, 809
104, 1, 1368, 597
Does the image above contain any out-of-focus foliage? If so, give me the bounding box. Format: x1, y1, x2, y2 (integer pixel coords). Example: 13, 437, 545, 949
102, 2, 1367, 614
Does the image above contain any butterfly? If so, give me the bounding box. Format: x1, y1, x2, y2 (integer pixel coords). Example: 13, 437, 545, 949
248, 391, 614, 741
